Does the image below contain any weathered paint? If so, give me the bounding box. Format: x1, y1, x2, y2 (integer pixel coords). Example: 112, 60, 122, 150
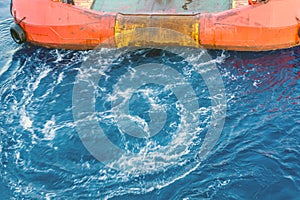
73, 0, 94, 10
12, 0, 116, 49
11, 0, 300, 51
232, 0, 249, 8
92, 0, 231, 14
114, 14, 200, 48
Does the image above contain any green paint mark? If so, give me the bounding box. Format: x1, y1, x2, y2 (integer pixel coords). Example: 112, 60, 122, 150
93, 0, 232, 13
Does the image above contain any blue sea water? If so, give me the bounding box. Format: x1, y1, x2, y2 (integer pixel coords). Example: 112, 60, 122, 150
1, 1, 300, 199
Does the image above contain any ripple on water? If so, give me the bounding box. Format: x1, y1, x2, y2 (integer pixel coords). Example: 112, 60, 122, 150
0, 42, 228, 199
0, 19, 300, 199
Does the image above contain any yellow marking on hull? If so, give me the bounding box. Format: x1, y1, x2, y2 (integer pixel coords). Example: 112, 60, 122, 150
114, 14, 200, 48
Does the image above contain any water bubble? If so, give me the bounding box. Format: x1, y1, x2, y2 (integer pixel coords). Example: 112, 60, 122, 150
72, 27, 226, 184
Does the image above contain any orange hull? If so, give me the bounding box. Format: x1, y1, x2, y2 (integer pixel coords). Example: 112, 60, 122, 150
10, 0, 300, 51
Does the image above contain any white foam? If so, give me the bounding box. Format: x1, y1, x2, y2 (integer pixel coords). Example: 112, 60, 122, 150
57, 72, 64, 85
20, 106, 33, 130
32, 68, 51, 92
54, 49, 63, 63
0, 48, 19, 77
42, 116, 56, 140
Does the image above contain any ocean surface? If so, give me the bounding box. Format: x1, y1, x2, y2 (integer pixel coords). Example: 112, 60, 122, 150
1, 1, 300, 199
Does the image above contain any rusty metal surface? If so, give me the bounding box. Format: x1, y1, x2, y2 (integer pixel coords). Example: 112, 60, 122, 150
114, 14, 200, 48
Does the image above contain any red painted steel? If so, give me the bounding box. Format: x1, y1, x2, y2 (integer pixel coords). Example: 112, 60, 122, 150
10, 0, 300, 51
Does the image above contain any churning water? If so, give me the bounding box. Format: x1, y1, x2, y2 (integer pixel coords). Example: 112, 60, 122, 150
1, 2, 300, 199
